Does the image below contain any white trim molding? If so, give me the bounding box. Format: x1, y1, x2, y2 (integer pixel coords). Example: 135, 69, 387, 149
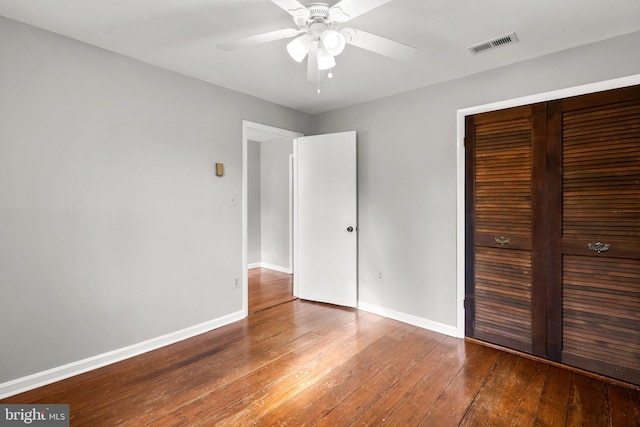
358, 301, 458, 338
455, 74, 640, 339
247, 262, 292, 274
0, 310, 244, 400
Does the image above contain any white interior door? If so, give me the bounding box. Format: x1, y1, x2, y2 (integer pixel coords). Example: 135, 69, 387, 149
295, 131, 357, 307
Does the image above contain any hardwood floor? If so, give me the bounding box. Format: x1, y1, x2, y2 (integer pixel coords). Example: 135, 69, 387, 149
2, 270, 639, 426
248, 267, 295, 314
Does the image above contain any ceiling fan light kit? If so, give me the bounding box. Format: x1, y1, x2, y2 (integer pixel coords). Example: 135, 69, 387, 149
320, 29, 346, 55
218, 0, 417, 82
316, 45, 336, 70
287, 34, 312, 62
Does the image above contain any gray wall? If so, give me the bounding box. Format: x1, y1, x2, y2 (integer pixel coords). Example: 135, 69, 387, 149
247, 138, 293, 270
260, 138, 293, 270
247, 140, 261, 265
313, 31, 640, 328
0, 16, 311, 384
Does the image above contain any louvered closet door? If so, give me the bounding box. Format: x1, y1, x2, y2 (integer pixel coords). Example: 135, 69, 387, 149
547, 86, 640, 384
465, 104, 547, 356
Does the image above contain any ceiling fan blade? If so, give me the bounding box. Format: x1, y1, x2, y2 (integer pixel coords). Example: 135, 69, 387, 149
306, 49, 328, 81
342, 28, 416, 61
217, 28, 301, 51
329, 0, 393, 22
270, 0, 311, 18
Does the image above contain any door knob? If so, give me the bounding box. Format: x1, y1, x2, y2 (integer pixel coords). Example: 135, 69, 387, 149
347, 226, 354, 232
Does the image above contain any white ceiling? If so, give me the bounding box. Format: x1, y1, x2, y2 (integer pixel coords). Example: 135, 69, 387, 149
1, 0, 639, 115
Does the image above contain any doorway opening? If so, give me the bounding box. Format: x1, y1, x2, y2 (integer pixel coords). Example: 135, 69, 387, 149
248, 268, 295, 314
242, 121, 303, 315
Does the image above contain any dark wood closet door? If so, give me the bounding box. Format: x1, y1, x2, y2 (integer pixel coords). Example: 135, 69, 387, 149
466, 85, 639, 385
465, 104, 547, 356
547, 86, 640, 384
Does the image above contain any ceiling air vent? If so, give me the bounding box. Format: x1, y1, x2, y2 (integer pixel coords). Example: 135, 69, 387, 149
468, 32, 518, 55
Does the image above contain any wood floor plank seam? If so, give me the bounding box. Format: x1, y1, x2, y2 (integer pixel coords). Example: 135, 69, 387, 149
352, 336, 461, 425
414, 363, 469, 426
385, 338, 486, 425
417, 345, 501, 426
241, 325, 416, 425
313, 329, 448, 426
140, 308, 368, 426
155, 312, 394, 425
253, 323, 420, 426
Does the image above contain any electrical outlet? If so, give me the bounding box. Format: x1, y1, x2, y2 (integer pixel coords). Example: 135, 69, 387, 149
378, 272, 383, 281
233, 277, 240, 289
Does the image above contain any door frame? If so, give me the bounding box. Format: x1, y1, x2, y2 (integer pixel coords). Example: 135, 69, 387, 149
455, 74, 640, 338
242, 121, 304, 316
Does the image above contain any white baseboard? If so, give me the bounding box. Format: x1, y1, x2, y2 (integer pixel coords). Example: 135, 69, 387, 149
248, 262, 291, 274
0, 310, 245, 400
358, 301, 459, 338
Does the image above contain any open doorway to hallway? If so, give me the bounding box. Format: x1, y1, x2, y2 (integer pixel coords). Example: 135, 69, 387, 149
243, 121, 303, 314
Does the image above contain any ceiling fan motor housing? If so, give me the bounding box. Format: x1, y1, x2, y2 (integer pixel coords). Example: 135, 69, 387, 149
295, 3, 340, 41
307, 3, 330, 19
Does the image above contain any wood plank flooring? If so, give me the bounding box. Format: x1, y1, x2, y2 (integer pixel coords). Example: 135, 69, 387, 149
2, 269, 639, 426
248, 267, 295, 314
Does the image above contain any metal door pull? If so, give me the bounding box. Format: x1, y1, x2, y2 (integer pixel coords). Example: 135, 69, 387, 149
588, 242, 610, 253
494, 236, 510, 245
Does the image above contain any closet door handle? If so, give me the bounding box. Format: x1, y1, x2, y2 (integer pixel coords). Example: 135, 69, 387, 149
588, 242, 610, 253
495, 236, 510, 246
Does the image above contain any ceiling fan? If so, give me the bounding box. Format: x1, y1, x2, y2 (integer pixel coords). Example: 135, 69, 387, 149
217, 0, 416, 81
